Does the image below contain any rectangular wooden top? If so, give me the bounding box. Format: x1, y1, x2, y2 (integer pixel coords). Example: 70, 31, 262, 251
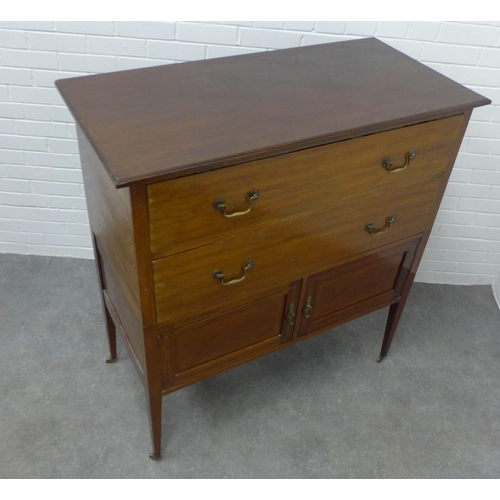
56, 37, 490, 187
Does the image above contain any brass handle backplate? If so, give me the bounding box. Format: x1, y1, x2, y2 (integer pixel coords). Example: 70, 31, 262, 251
213, 259, 253, 286
382, 150, 416, 173
287, 304, 296, 326
365, 214, 396, 236
303, 297, 312, 319
213, 189, 260, 218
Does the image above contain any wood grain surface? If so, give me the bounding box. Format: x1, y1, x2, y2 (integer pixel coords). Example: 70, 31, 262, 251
61, 37, 490, 459
77, 125, 146, 368
56, 38, 490, 187
153, 173, 443, 324
148, 114, 463, 257
296, 238, 419, 338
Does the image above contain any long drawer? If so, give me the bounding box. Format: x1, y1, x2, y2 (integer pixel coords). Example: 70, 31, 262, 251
148, 115, 463, 257
153, 173, 443, 324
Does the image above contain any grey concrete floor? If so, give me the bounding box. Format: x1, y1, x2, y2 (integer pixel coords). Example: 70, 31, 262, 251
1, 253, 500, 478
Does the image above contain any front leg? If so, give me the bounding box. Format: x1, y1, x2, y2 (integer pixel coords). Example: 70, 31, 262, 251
144, 325, 163, 460
377, 231, 430, 362
378, 300, 405, 362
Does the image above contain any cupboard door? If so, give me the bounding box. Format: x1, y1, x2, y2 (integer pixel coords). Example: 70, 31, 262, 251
297, 238, 420, 338
163, 280, 301, 388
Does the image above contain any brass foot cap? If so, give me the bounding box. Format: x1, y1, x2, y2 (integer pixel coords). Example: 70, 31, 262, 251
149, 453, 161, 461
106, 357, 116, 364
376, 355, 385, 363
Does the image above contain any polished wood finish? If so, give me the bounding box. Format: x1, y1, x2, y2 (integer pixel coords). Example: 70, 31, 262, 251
56, 38, 489, 187
76, 125, 146, 370
148, 115, 463, 257
297, 238, 419, 338
378, 108, 476, 361
143, 324, 162, 460
167, 281, 300, 386
153, 174, 442, 323
57, 38, 490, 459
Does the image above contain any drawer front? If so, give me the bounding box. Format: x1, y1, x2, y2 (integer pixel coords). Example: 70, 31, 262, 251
153, 174, 442, 323
148, 115, 463, 257
162, 283, 300, 387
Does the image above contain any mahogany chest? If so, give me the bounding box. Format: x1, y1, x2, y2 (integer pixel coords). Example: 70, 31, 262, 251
56, 37, 490, 459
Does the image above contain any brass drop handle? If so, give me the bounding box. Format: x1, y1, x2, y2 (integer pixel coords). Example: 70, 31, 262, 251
303, 297, 312, 318
213, 189, 260, 218
382, 150, 416, 173
365, 214, 396, 236
287, 304, 296, 326
213, 259, 253, 286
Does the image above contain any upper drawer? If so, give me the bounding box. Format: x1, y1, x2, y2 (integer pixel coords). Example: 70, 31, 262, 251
148, 115, 463, 257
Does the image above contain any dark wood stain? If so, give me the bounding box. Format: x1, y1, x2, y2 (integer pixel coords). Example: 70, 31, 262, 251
152, 173, 443, 324
77, 125, 145, 369
296, 238, 419, 338
148, 114, 463, 257
56, 38, 490, 187
58, 38, 490, 459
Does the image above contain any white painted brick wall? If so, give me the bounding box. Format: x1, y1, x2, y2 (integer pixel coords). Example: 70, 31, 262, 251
0, 21, 499, 286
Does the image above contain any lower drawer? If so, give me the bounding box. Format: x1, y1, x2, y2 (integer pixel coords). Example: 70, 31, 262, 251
161, 281, 300, 387
153, 174, 442, 323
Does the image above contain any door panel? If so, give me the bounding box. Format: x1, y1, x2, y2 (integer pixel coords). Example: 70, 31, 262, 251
162, 280, 301, 388
297, 238, 420, 338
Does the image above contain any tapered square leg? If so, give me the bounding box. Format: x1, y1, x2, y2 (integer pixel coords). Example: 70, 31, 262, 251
146, 389, 162, 460
104, 304, 117, 363
144, 325, 163, 460
91, 232, 118, 363
378, 300, 405, 362
377, 231, 431, 362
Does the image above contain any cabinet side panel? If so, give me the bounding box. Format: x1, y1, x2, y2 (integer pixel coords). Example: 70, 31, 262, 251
77, 125, 145, 369
426, 111, 472, 226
